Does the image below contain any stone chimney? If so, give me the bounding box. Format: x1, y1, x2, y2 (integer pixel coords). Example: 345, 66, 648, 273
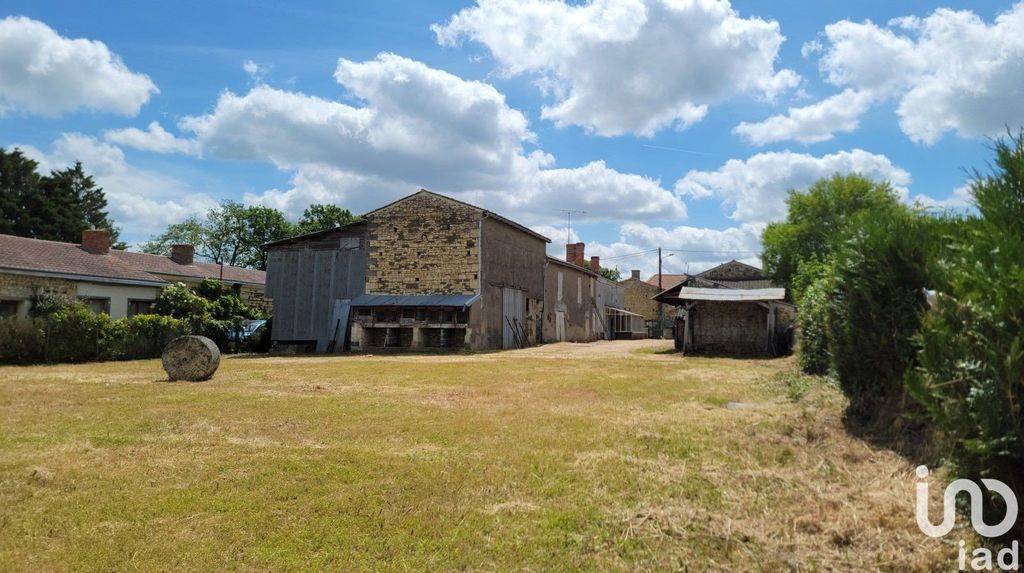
590, 256, 600, 273
170, 244, 195, 265
81, 229, 110, 255
631, 269, 641, 280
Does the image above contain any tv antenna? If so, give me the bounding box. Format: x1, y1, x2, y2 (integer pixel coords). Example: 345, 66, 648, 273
553, 209, 586, 245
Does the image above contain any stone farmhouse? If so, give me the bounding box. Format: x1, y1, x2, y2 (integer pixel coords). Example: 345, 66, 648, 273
265, 190, 633, 352
0, 230, 267, 320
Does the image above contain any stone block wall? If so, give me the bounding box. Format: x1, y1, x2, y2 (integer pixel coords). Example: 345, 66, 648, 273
240, 285, 272, 315
0, 272, 76, 300
620, 277, 660, 321
690, 301, 768, 355
365, 192, 480, 295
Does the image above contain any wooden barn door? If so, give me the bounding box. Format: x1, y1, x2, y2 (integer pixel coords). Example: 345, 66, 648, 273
502, 287, 525, 349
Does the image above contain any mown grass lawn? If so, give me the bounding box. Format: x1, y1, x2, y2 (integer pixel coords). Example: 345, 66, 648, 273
0, 341, 956, 571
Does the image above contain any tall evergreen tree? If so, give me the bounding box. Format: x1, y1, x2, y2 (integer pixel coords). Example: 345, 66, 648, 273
0, 149, 123, 247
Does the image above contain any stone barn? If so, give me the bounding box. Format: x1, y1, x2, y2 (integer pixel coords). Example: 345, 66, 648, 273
265, 190, 550, 352
358, 190, 549, 351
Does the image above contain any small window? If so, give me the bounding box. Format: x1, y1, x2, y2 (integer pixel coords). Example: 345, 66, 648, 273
127, 299, 154, 317
0, 300, 19, 318
82, 297, 111, 315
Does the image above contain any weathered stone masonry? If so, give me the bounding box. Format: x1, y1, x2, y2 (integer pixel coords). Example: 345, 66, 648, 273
364, 192, 480, 295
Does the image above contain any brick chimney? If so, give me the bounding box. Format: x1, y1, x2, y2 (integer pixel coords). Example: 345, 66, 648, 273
566, 242, 586, 267
170, 244, 195, 265
81, 229, 110, 255
590, 256, 600, 273
631, 269, 641, 280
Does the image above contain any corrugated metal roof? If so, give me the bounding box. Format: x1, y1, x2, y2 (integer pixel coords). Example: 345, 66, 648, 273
675, 287, 785, 302
351, 293, 481, 308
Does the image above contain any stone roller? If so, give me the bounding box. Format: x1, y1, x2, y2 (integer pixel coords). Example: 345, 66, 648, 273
161, 335, 221, 381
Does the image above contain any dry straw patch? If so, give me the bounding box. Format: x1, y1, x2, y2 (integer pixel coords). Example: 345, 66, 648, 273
0, 340, 965, 571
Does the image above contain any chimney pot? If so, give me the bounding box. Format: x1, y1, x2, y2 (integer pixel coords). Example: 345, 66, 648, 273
631, 269, 641, 280
590, 256, 600, 273
81, 229, 111, 255
170, 244, 195, 265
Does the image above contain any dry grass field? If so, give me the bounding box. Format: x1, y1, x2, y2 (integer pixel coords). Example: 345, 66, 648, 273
0, 340, 964, 571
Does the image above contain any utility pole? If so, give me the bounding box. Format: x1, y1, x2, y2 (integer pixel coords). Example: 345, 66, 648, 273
553, 209, 586, 245
657, 247, 663, 338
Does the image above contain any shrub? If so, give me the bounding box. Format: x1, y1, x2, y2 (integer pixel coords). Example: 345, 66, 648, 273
906, 132, 1024, 538
44, 304, 117, 363
152, 282, 209, 319
28, 292, 74, 318
0, 318, 46, 364
825, 208, 935, 421
796, 269, 833, 376
109, 314, 191, 360
198, 318, 237, 352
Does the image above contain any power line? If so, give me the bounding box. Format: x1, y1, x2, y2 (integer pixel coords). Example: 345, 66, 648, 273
600, 248, 659, 261
663, 248, 761, 254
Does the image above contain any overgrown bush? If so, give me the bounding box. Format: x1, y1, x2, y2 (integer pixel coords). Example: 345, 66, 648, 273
109, 314, 191, 360
0, 318, 46, 364
45, 304, 118, 363
796, 268, 833, 376
826, 208, 935, 421
152, 282, 209, 319
906, 132, 1024, 537
28, 292, 74, 317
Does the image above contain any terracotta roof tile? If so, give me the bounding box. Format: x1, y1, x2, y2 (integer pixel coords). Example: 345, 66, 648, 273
0, 234, 165, 284
644, 273, 688, 289
111, 251, 266, 286
0, 234, 266, 287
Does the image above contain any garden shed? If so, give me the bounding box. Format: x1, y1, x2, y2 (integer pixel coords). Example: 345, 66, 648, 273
666, 287, 794, 356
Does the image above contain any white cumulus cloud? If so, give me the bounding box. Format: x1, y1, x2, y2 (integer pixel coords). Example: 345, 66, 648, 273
0, 16, 157, 117
103, 121, 199, 155
433, 0, 799, 137
732, 89, 873, 145
675, 149, 911, 224
817, 3, 1024, 144
182, 52, 686, 224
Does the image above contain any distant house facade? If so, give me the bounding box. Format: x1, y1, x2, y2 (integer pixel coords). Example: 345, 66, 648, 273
265, 190, 627, 352
544, 243, 630, 342
619, 271, 687, 338
0, 230, 267, 320
655, 261, 795, 356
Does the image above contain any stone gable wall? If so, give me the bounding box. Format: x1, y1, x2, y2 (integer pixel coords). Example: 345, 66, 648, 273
365, 193, 481, 295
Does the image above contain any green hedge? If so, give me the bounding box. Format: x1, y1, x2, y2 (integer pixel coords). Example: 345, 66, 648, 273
906, 133, 1024, 538
0, 312, 200, 365
795, 270, 832, 376
825, 208, 934, 421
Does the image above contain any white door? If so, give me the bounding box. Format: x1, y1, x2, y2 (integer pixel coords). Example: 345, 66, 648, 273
555, 310, 565, 342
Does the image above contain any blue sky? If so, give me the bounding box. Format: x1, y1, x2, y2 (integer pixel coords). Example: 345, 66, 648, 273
1, 0, 1019, 275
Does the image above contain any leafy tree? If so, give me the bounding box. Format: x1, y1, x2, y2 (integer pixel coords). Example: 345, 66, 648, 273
239, 205, 292, 269
142, 217, 206, 256
762, 174, 902, 291
143, 202, 295, 270
295, 204, 358, 235
598, 266, 621, 281
0, 149, 122, 246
